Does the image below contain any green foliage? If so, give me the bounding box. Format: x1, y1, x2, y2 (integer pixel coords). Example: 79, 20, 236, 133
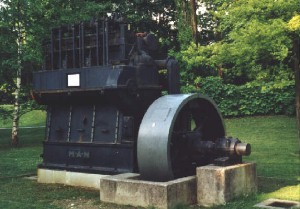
173, 0, 193, 49
288, 14, 300, 34
182, 76, 295, 117
176, 0, 300, 84
117, 0, 178, 56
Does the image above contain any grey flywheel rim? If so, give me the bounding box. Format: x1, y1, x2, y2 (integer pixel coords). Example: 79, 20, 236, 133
137, 93, 225, 181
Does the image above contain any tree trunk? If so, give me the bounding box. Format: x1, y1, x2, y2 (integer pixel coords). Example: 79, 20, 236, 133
11, 77, 21, 147
181, 1, 188, 22
189, 0, 198, 44
293, 38, 300, 142
11, 35, 22, 147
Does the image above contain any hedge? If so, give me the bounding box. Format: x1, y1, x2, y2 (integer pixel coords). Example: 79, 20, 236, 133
181, 76, 295, 117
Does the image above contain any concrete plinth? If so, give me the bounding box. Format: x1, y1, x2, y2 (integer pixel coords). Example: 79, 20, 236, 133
37, 168, 108, 189
100, 173, 197, 209
197, 162, 257, 207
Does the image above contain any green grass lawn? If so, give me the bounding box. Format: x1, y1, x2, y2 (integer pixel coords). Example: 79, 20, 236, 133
0, 111, 299, 209
225, 116, 299, 180
0, 108, 46, 128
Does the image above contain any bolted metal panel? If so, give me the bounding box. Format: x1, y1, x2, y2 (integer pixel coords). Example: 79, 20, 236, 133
69, 105, 94, 142
121, 116, 134, 142
48, 105, 70, 142
93, 105, 120, 143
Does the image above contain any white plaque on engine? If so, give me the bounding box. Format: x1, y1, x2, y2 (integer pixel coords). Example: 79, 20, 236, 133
67, 73, 80, 87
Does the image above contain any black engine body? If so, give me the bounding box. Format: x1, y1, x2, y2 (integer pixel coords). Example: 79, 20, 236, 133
33, 15, 180, 174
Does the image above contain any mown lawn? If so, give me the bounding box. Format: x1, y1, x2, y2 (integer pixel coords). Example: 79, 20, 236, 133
0, 110, 299, 209
225, 116, 299, 180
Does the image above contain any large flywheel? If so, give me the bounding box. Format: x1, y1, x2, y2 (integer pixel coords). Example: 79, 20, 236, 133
137, 94, 226, 181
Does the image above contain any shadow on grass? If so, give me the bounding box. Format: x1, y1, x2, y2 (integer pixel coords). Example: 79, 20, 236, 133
0, 128, 45, 148
0, 178, 99, 209
258, 176, 300, 201
258, 177, 299, 194
0, 128, 44, 178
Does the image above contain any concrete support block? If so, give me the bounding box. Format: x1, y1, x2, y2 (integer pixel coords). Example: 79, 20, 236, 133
100, 173, 197, 209
197, 162, 257, 207
37, 168, 108, 189
37, 169, 66, 184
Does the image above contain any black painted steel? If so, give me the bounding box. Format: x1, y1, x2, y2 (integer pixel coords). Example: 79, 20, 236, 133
34, 15, 179, 175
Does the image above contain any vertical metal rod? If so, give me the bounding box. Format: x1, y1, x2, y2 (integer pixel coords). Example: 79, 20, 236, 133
72, 24, 76, 68
43, 48, 46, 71
120, 24, 125, 60
105, 21, 109, 65
78, 24, 82, 68
46, 106, 52, 141
50, 29, 54, 70
114, 110, 119, 144
90, 105, 96, 142
96, 20, 99, 66
58, 27, 62, 69
81, 22, 85, 67
67, 105, 72, 142
102, 21, 105, 65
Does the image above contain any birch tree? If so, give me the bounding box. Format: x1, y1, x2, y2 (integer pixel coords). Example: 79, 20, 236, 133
11, 17, 23, 147
0, 0, 27, 146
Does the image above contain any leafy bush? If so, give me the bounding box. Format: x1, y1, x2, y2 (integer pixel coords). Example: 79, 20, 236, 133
181, 76, 295, 117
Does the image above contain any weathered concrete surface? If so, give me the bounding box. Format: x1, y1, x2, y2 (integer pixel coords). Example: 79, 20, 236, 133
197, 162, 257, 207
100, 173, 197, 209
37, 168, 108, 189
